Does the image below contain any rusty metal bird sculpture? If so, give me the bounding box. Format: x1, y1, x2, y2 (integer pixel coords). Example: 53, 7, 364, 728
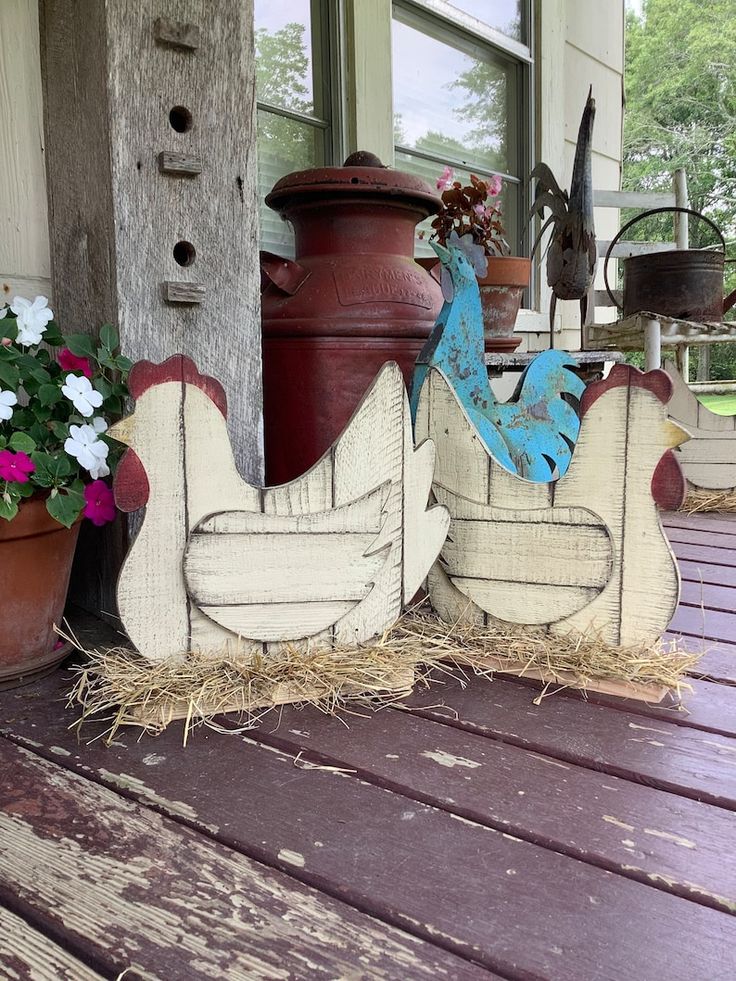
530, 86, 596, 349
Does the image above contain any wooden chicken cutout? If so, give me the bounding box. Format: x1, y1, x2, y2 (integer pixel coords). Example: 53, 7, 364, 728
416, 364, 689, 656
109, 356, 449, 662
664, 361, 736, 491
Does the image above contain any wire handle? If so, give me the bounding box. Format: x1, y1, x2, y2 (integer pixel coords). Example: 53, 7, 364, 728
603, 206, 726, 310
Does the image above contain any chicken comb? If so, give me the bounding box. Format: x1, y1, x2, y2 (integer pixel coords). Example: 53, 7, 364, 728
128, 354, 228, 418
580, 363, 672, 416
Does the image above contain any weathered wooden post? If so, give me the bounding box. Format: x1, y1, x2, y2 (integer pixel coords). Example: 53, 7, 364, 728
39, 0, 262, 614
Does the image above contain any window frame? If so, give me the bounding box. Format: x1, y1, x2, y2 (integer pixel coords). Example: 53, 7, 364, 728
391, 0, 534, 264
254, 0, 346, 173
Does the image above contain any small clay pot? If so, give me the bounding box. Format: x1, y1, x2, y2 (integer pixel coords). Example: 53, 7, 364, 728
0, 496, 81, 688
477, 256, 532, 353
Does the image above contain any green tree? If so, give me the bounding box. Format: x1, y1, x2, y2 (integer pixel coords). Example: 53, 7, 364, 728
624, 0, 736, 378
624, 0, 736, 253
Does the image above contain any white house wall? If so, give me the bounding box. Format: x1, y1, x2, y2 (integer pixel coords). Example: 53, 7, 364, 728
0, 0, 51, 301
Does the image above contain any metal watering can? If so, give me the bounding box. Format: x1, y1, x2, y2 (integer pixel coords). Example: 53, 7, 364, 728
604, 206, 736, 322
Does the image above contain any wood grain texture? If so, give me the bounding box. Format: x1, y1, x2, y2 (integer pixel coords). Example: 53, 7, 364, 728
163, 280, 206, 303
3, 667, 736, 974
665, 361, 736, 490
158, 150, 203, 175
432, 488, 612, 623
418, 366, 684, 647
0, 741, 479, 980
153, 16, 200, 49
40, 0, 263, 618
406, 675, 736, 810
113, 359, 447, 661
0, 905, 103, 981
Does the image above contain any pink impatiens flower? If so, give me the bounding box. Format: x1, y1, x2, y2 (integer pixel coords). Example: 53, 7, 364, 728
58, 348, 93, 378
487, 173, 503, 196
436, 165, 454, 191
0, 450, 35, 484
83, 480, 116, 526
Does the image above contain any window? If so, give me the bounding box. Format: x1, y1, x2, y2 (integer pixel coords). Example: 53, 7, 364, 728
254, 0, 340, 255
253, 1, 533, 264
392, 0, 532, 257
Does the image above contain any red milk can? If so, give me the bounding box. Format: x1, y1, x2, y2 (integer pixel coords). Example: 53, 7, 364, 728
261, 153, 443, 485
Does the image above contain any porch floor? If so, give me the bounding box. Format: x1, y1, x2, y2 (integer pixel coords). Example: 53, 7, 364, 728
1, 512, 735, 979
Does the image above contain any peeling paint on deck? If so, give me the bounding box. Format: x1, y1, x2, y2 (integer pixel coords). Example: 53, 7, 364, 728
421, 750, 482, 769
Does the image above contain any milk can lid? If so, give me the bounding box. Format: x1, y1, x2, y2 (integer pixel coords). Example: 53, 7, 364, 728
265, 151, 442, 214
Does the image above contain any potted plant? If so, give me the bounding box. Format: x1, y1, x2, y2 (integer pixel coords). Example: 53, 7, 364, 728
430, 168, 531, 352
0, 295, 130, 687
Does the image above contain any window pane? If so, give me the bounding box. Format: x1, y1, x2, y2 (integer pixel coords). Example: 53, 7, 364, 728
395, 151, 518, 258
392, 16, 510, 174
444, 1, 523, 42
255, 0, 316, 116
258, 110, 325, 256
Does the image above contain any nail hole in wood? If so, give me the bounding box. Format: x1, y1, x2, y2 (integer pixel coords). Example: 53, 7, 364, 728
169, 106, 193, 133
173, 241, 196, 267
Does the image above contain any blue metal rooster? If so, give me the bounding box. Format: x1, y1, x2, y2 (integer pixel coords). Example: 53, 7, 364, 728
410, 242, 586, 480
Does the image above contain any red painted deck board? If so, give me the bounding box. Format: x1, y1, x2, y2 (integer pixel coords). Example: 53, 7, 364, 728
0, 740, 489, 980
2, 676, 736, 975
404, 678, 736, 810
0, 513, 735, 975
669, 633, 736, 684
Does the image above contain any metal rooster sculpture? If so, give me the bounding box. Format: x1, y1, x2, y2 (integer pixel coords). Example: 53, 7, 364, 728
530, 86, 596, 349
410, 242, 585, 481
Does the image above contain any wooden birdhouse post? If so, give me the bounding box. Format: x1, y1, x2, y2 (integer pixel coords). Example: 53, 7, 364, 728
39, 0, 262, 613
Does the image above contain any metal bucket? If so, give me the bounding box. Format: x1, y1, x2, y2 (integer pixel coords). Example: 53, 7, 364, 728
604, 207, 736, 322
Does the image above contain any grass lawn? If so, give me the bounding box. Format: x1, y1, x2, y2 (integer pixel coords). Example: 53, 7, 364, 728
697, 393, 736, 415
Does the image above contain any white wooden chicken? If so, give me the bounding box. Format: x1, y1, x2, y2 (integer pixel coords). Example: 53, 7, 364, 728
109, 356, 449, 661
664, 361, 736, 492
415, 363, 689, 646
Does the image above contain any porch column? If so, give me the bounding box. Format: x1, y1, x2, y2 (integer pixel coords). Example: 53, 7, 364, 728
39, 0, 263, 612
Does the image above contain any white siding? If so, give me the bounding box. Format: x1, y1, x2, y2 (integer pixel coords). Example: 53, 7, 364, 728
0, 0, 51, 301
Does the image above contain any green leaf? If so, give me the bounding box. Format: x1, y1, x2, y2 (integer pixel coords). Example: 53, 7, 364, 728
46, 486, 84, 528
0, 495, 19, 522
64, 334, 97, 359
37, 383, 62, 407
95, 377, 112, 400
99, 323, 119, 351
43, 321, 64, 347
8, 432, 36, 454
116, 355, 133, 374
0, 361, 19, 389
30, 451, 72, 487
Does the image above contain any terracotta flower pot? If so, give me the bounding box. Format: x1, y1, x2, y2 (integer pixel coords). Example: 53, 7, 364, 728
0, 496, 81, 689
419, 254, 532, 353
477, 256, 532, 353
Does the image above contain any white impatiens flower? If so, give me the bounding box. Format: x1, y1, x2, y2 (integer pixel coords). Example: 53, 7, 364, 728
61, 374, 103, 417
0, 305, 7, 319
0, 389, 17, 421
64, 424, 110, 479
91, 416, 108, 435
10, 296, 54, 347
